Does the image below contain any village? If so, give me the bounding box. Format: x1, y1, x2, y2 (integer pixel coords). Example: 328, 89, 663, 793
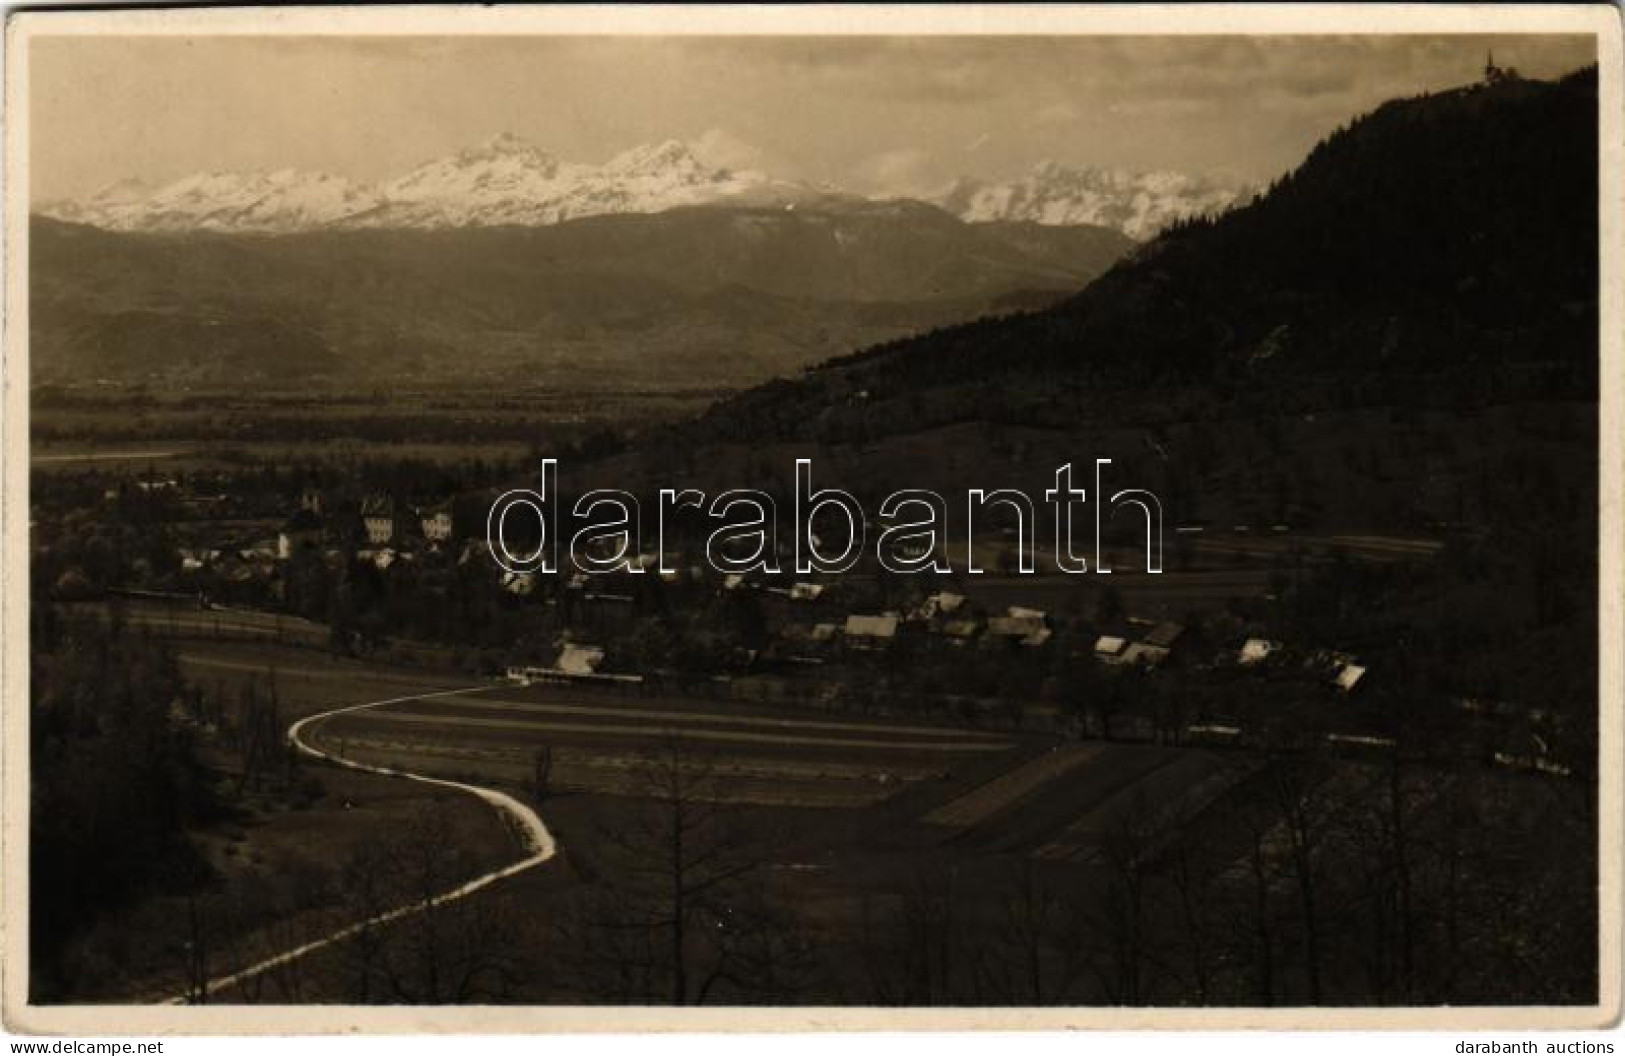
45, 451, 1587, 790
47, 465, 1427, 758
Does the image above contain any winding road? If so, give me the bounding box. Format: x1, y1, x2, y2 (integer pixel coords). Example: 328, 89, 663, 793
171, 685, 557, 1004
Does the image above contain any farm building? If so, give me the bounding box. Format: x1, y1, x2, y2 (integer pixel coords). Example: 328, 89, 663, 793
505, 643, 639, 686
556, 643, 606, 676
1094, 635, 1129, 663
1120, 621, 1185, 667
987, 612, 1050, 647
1238, 637, 1280, 665
1334, 662, 1367, 692
844, 614, 900, 648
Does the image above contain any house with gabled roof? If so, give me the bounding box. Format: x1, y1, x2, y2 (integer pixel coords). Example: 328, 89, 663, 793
1120, 621, 1185, 667
1239, 637, 1281, 665
419, 501, 455, 544
360, 494, 408, 546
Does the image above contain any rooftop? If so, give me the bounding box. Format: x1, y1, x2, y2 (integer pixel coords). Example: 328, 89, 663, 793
845, 614, 899, 640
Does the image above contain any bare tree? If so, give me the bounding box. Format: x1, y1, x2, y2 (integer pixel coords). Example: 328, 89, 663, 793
557, 737, 806, 1005
1091, 801, 1157, 1004
179, 883, 212, 1004
530, 745, 554, 806
855, 867, 963, 1005
335, 802, 526, 1004
978, 857, 1086, 1004
337, 839, 396, 1003
1265, 754, 1333, 1002
231, 670, 284, 796
1167, 838, 1216, 1004
1216, 793, 1281, 1007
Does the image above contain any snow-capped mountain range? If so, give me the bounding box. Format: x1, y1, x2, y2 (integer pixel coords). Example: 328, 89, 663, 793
38, 133, 1248, 239
934, 161, 1252, 240
39, 134, 787, 234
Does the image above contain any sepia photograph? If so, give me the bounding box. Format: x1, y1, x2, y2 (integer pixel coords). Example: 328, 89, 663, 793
2, 3, 1621, 1037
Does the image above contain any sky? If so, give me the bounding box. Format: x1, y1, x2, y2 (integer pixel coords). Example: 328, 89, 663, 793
29, 34, 1598, 201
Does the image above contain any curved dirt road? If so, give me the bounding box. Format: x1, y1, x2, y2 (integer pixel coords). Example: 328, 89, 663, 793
172, 685, 556, 1003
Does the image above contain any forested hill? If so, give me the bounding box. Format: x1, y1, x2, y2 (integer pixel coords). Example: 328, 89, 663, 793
694, 66, 1598, 443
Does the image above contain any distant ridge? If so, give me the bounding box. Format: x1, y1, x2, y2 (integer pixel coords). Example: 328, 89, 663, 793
29, 199, 1133, 387
38, 133, 1245, 241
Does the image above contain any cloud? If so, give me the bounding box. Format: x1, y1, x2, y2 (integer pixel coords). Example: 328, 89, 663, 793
691, 128, 766, 172
1033, 101, 1081, 126
856, 147, 944, 197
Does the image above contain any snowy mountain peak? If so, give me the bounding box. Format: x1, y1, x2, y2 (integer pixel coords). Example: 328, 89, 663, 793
938, 161, 1252, 239
41, 168, 381, 234
603, 139, 706, 177
354, 135, 766, 229
387, 137, 564, 199
88, 176, 154, 204
479, 130, 530, 152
